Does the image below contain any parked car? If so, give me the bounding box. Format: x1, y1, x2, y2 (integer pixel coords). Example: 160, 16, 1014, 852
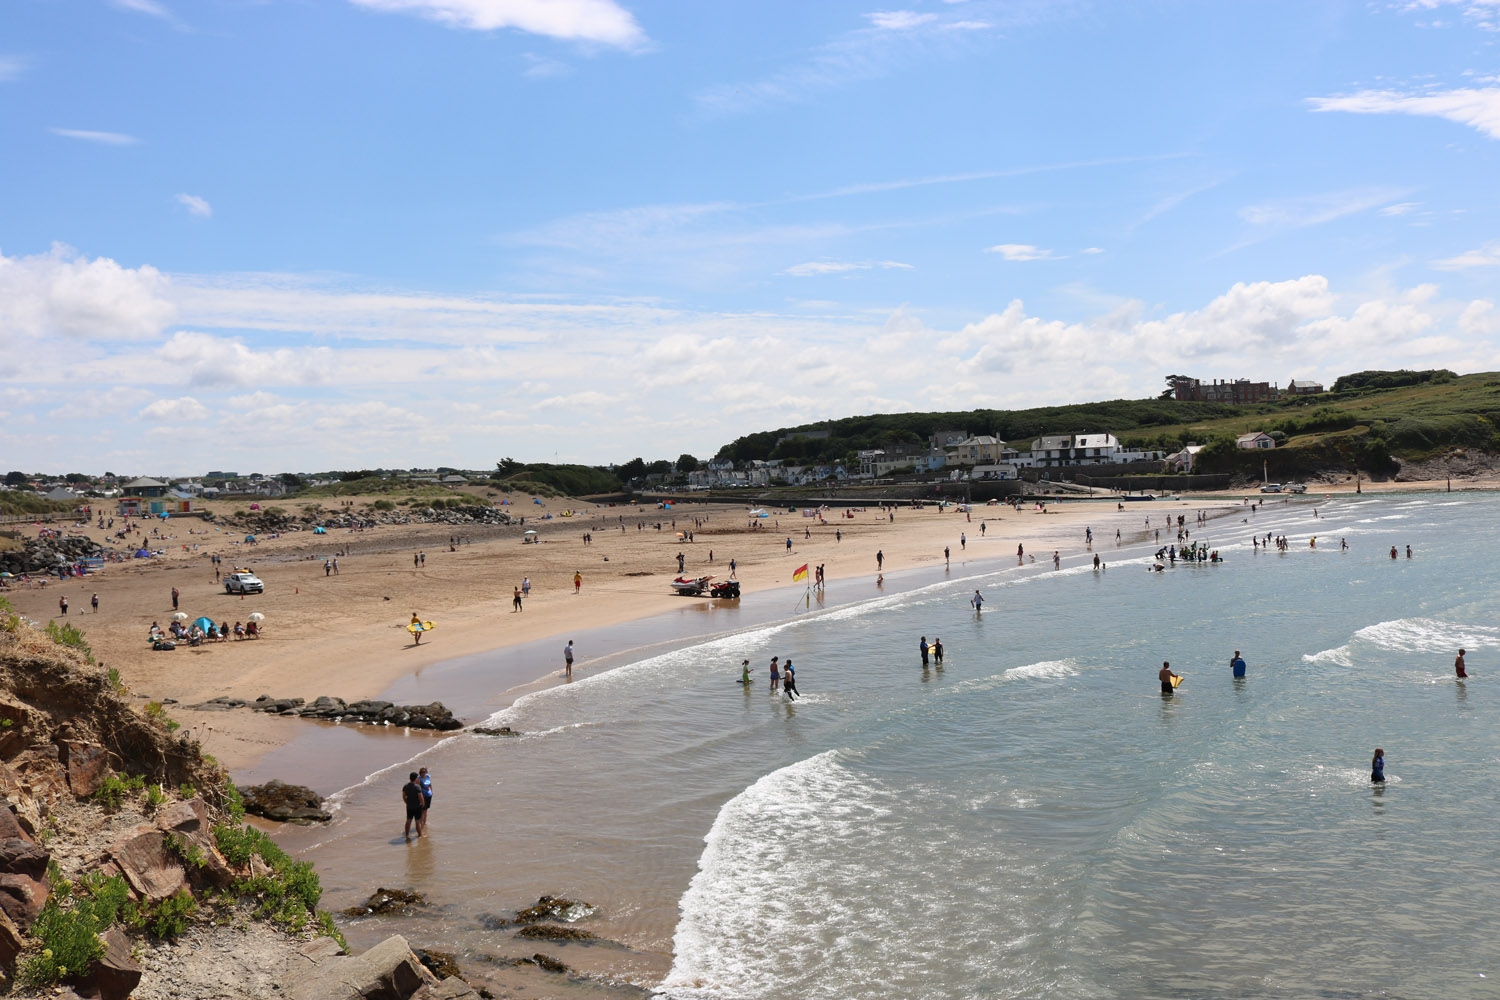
224, 571, 264, 594
1260, 484, 1282, 493
1284, 483, 1307, 493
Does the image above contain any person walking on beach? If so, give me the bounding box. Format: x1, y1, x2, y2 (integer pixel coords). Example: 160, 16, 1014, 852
919, 637, 930, 668
564, 640, 575, 677
1017, 543, 1024, 564
1456, 648, 1469, 679
410, 612, 425, 643
573, 571, 582, 594
522, 577, 531, 597
782, 659, 799, 700
58, 595, 68, 616
90, 593, 98, 613
729, 558, 737, 579
513, 586, 523, 612
944, 546, 950, 568
418, 766, 433, 832
876, 550, 884, 571
1159, 661, 1180, 694
171, 586, 179, 610
1371, 748, 1385, 783
1231, 650, 1247, 679
769, 656, 780, 691
402, 772, 425, 841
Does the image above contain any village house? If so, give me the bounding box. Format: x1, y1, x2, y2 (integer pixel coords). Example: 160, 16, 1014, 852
1029, 433, 1121, 467
1170, 377, 1278, 404
1236, 431, 1276, 450
1286, 379, 1324, 395
123, 476, 170, 498
949, 435, 1005, 466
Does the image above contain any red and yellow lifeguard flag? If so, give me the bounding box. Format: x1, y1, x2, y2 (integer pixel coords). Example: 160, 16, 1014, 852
792, 564, 809, 583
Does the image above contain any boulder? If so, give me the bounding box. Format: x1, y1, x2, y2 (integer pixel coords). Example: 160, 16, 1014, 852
0, 838, 49, 879
514, 925, 597, 942
60, 741, 112, 797
299, 696, 349, 718
531, 954, 567, 974
0, 805, 33, 844
0, 908, 25, 968
154, 796, 209, 834
413, 948, 461, 979
411, 980, 481, 1000
512, 895, 596, 924
468, 727, 518, 737
343, 887, 427, 917
346, 701, 394, 717
107, 828, 186, 902
240, 780, 332, 824
284, 933, 439, 1000
75, 926, 141, 1000
0, 873, 49, 925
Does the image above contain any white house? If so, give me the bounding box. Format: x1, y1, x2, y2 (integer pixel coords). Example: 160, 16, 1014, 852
950, 435, 1005, 465
1029, 433, 1121, 467
1236, 432, 1276, 450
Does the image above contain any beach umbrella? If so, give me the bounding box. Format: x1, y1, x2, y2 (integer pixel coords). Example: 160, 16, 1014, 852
192, 616, 214, 633
247, 612, 265, 622
172, 612, 188, 622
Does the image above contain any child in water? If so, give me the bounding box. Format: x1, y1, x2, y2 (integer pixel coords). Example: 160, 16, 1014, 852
1371, 748, 1385, 783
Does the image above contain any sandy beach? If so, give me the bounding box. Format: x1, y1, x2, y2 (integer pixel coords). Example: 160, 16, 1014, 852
0, 480, 1481, 776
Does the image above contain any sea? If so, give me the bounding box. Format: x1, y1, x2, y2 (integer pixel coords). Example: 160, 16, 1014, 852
269, 492, 1500, 999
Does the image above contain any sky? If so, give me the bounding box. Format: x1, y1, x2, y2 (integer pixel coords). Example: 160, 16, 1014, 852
3, 0, 1500, 476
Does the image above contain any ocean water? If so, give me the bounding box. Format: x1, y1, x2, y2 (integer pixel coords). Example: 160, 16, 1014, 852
289, 493, 1500, 998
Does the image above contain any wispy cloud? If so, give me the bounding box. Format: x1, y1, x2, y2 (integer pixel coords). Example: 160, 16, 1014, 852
522, 52, 572, 78
1238, 187, 1407, 229
782, 259, 913, 276
1138, 177, 1225, 226
347, 0, 648, 49
1308, 87, 1500, 139
48, 127, 140, 146
1432, 242, 1500, 269
694, 3, 1011, 115
0, 55, 27, 82
866, 11, 939, 30
984, 243, 1060, 261
797, 153, 1195, 204
107, 0, 188, 30
175, 193, 212, 219
1380, 201, 1423, 216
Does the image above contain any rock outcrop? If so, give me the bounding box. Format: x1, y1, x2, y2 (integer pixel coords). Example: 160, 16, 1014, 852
285, 934, 481, 1000
0, 535, 107, 576
190, 695, 464, 731
240, 780, 332, 824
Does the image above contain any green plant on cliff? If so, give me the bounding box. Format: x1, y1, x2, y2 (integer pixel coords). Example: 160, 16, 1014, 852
0, 595, 20, 632
93, 773, 146, 811
43, 620, 93, 662
214, 823, 324, 931
18, 874, 133, 987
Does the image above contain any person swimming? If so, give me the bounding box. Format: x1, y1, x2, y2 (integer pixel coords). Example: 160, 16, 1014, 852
1371, 748, 1385, 783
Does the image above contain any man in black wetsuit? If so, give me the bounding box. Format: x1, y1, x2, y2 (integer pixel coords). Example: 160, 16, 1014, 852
402, 772, 425, 841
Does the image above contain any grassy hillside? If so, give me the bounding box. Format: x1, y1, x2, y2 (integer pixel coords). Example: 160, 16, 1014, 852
713, 370, 1500, 478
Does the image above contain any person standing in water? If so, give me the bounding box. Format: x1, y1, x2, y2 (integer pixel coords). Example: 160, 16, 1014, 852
402, 772, 425, 841
971, 590, 984, 613
418, 767, 433, 834
563, 640, 575, 677
1159, 661, 1180, 694
933, 637, 944, 665
919, 637, 930, 668
782, 659, 799, 700
1455, 648, 1469, 679
1230, 650, 1247, 679
769, 656, 780, 691
1371, 748, 1385, 783
739, 659, 752, 685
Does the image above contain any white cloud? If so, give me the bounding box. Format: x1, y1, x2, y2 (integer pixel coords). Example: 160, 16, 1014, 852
1308, 87, 1500, 139
1432, 243, 1500, 269
139, 396, 209, 422
0, 55, 27, 82
522, 52, 571, 78
0, 244, 175, 341
109, 0, 174, 19
1460, 299, 1497, 335
175, 193, 212, 219
984, 243, 1059, 261
782, 259, 913, 276
156, 331, 335, 387
1380, 201, 1422, 216
48, 127, 140, 146
866, 11, 939, 30
1081, 247, 1104, 254
347, 0, 647, 48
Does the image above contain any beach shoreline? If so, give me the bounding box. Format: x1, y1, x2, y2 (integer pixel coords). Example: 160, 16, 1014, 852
2, 481, 1482, 782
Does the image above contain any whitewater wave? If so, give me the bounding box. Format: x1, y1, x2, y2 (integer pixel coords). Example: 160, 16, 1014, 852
1303, 617, 1500, 667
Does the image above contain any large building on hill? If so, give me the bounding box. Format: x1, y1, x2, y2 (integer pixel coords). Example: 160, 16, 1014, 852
1169, 376, 1277, 404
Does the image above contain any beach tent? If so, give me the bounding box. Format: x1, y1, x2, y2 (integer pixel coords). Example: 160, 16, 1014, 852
134, 548, 151, 558
193, 616, 214, 634
533, 498, 543, 504
244, 535, 256, 543
312, 526, 326, 534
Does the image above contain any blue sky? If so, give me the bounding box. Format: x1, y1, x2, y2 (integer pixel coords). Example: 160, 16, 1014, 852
3, 0, 1500, 475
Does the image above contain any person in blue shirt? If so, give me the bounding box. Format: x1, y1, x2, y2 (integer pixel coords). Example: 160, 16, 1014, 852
1230, 651, 1247, 679
418, 766, 433, 833
1370, 749, 1385, 783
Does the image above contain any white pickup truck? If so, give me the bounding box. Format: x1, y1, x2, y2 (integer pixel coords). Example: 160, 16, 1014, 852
224, 571, 264, 595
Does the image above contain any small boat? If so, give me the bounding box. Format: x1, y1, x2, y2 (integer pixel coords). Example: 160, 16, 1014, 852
670, 575, 713, 596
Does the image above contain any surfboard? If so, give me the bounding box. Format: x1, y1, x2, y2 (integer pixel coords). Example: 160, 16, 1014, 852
1171, 674, 1184, 688
406, 621, 435, 634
